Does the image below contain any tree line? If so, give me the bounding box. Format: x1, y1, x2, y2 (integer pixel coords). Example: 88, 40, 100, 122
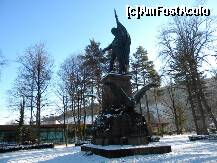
158, 16, 217, 135
3, 15, 217, 144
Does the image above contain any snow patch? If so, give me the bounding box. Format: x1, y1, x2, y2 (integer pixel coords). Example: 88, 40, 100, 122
1, 134, 217, 163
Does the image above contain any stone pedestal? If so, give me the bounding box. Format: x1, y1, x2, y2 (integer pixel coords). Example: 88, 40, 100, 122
91, 110, 149, 145
102, 73, 132, 112
81, 144, 172, 158
92, 73, 149, 145
87, 73, 172, 156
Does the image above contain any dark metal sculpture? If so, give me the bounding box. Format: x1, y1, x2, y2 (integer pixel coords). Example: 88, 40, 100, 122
92, 80, 157, 145
91, 10, 158, 146
104, 81, 157, 110
102, 9, 131, 74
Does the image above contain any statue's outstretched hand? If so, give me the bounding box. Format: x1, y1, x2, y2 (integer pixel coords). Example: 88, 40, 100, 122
114, 9, 119, 22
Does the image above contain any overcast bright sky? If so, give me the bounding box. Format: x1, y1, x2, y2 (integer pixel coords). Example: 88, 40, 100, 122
0, 0, 216, 124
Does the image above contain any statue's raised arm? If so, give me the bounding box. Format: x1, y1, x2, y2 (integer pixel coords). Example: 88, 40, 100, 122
114, 9, 119, 24
102, 9, 131, 74
114, 9, 127, 38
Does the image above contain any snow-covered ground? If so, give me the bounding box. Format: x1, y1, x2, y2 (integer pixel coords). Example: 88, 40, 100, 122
1, 134, 217, 163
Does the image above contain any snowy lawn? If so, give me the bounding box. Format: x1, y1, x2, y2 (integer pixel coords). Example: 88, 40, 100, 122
0, 134, 217, 163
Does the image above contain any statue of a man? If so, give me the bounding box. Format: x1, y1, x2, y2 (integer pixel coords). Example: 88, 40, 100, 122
102, 10, 131, 74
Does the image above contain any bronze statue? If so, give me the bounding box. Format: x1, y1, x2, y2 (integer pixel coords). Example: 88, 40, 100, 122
102, 9, 131, 74
104, 81, 157, 110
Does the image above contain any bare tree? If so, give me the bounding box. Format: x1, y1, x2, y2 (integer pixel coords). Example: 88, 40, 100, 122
55, 82, 69, 146
159, 16, 217, 134
59, 55, 85, 140
17, 43, 53, 143
160, 78, 187, 134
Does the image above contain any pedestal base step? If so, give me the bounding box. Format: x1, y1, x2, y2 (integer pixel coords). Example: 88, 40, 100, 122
81, 144, 171, 158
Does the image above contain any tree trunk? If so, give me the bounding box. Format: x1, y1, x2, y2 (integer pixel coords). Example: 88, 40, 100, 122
170, 88, 180, 134
186, 82, 200, 134
91, 84, 94, 125
190, 67, 208, 135
201, 95, 217, 129
145, 92, 152, 135
83, 97, 86, 140
196, 72, 217, 130
36, 92, 41, 144
30, 77, 34, 126
154, 89, 162, 135
63, 95, 68, 147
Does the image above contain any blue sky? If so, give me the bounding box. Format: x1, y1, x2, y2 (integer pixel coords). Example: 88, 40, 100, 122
0, 0, 216, 124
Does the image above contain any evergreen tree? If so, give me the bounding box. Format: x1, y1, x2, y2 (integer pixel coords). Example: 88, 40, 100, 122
131, 46, 160, 91
81, 39, 107, 97
131, 46, 160, 134
81, 39, 107, 124
16, 96, 25, 144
